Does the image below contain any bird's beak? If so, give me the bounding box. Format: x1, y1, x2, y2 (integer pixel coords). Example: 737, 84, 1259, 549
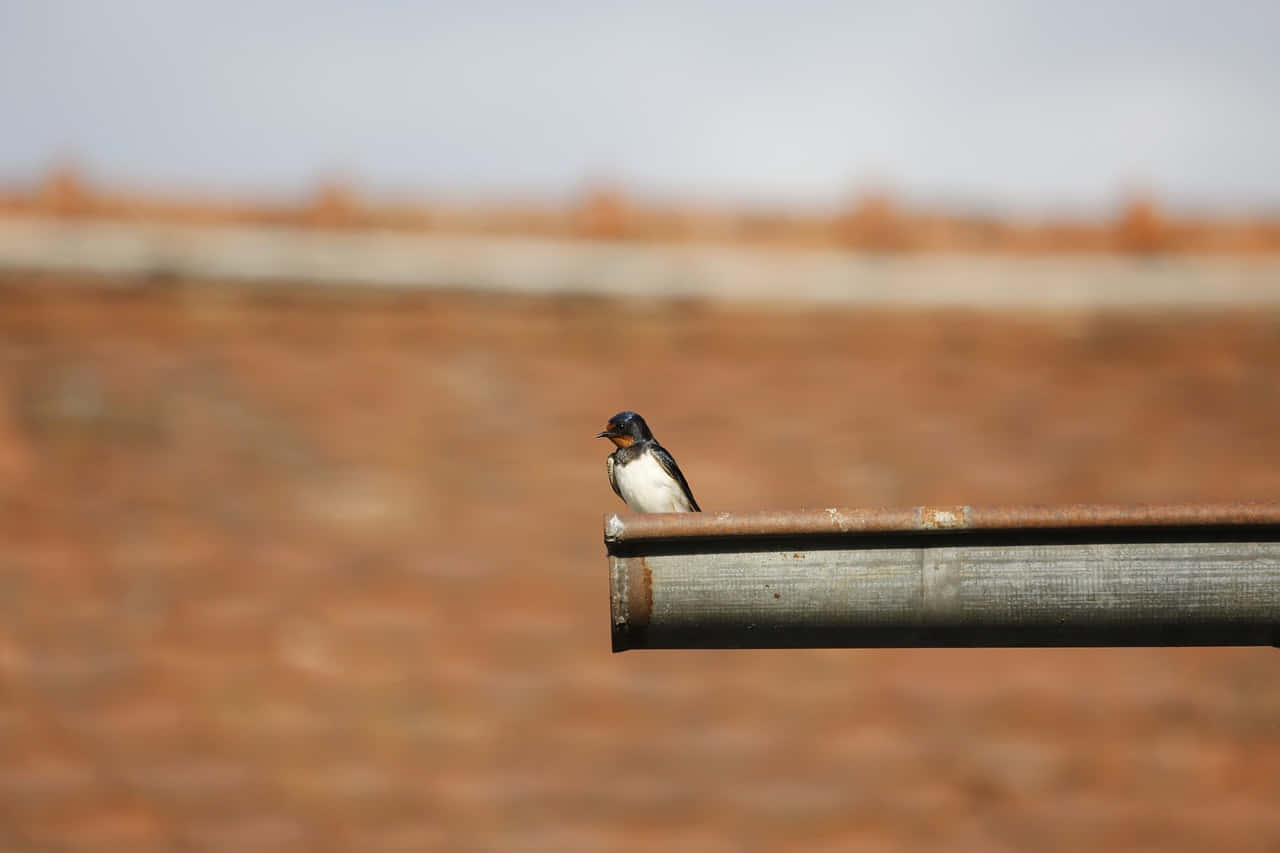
595, 430, 611, 439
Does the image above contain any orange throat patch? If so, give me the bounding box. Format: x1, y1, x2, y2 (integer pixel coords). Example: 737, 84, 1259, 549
608, 434, 635, 449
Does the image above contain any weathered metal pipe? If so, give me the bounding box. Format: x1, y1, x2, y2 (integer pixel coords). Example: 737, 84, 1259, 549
605, 504, 1280, 651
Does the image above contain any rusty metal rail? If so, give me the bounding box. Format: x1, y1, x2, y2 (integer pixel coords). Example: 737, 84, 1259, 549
605, 503, 1280, 651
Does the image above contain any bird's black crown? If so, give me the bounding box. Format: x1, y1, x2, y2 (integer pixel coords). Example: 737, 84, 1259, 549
598, 410, 653, 441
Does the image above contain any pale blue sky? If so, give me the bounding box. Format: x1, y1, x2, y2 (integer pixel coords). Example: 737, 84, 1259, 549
2, 1, 1278, 213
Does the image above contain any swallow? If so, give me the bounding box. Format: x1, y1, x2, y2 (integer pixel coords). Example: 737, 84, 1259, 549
596, 411, 700, 513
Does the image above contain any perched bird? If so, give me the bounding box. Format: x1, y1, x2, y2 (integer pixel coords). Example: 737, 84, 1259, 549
596, 411, 700, 513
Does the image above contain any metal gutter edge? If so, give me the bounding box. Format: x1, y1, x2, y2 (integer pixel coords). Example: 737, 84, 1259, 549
604, 502, 1280, 545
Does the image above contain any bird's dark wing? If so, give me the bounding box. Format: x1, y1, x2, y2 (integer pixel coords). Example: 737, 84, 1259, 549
653, 444, 701, 512
606, 454, 623, 501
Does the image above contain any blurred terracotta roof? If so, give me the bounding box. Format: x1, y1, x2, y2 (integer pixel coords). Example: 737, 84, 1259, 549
4, 168, 1280, 254
0, 273, 1278, 851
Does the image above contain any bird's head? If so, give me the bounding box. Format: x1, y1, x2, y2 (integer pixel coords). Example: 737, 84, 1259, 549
595, 411, 652, 448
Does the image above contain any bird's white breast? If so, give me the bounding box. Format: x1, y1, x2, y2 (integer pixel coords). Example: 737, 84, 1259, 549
614, 451, 694, 513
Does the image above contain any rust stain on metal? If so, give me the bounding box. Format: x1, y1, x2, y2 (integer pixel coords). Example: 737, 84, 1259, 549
610, 554, 653, 652
628, 556, 652, 629
605, 503, 1280, 545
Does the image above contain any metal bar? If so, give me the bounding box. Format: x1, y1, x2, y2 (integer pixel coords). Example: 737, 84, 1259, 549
604, 504, 1280, 651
